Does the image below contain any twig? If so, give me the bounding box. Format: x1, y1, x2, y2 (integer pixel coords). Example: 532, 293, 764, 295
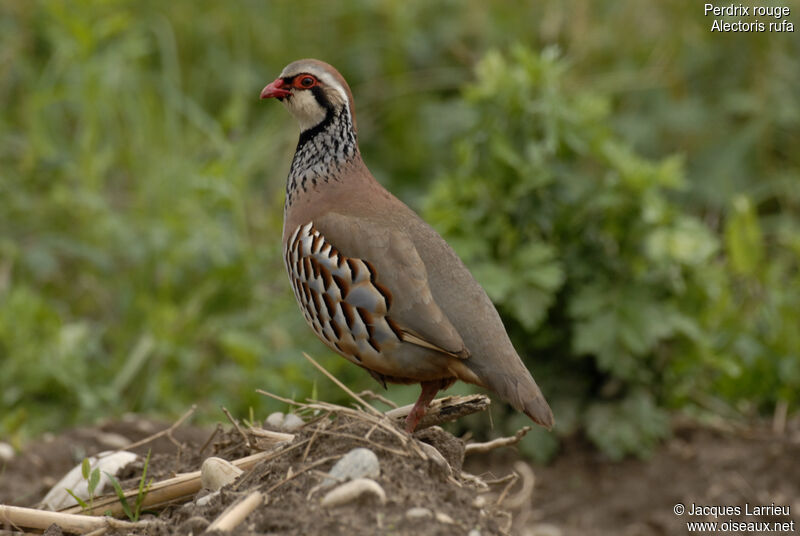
464, 426, 531, 456
312, 429, 409, 457
256, 389, 307, 408
206, 491, 265, 532
61, 449, 276, 516
482, 473, 517, 486
258, 388, 488, 459
248, 427, 295, 443
110, 405, 196, 454
364, 423, 379, 441
356, 390, 398, 409
221, 406, 251, 449
310, 400, 413, 449
265, 455, 341, 494
503, 461, 536, 510
302, 416, 330, 463
232, 439, 312, 492
256, 390, 411, 450
460, 471, 489, 491
0, 505, 157, 534
385, 394, 491, 430
199, 423, 223, 455
302, 353, 383, 417
494, 471, 519, 507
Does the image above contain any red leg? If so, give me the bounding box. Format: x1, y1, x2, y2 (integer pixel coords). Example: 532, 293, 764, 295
404, 380, 443, 433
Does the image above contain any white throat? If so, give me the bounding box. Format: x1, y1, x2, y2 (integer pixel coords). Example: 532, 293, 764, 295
285, 90, 328, 132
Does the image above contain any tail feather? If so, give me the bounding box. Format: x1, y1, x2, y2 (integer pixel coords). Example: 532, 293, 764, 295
520, 381, 554, 430
467, 361, 554, 430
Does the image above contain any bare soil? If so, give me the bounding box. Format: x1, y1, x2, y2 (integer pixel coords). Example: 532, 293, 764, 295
1, 413, 799, 536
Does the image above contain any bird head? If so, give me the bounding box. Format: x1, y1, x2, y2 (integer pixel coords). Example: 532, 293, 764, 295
260, 59, 357, 133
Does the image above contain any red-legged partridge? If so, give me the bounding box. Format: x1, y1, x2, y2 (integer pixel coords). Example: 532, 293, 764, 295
261, 59, 553, 433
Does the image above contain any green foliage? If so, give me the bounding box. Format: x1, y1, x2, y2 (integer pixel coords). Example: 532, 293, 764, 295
426, 46, 799, 458
65, 457, 101, 512
1, 1, 798, 459
106, 449, 152, 522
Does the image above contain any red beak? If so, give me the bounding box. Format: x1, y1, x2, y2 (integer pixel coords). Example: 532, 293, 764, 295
260, 78, 291, 99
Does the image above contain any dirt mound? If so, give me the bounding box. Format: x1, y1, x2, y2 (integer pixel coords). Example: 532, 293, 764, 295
144, 420, 497, 536
3, 404, 799, 536
1, 397, 520, 536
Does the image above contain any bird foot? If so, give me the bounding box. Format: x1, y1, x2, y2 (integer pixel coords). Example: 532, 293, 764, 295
403, 380, 446, 433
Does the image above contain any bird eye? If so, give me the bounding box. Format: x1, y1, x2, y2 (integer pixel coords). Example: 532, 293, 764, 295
296, 75, 316, 88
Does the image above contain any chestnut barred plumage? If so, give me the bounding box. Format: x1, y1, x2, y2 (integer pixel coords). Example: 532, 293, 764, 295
262, 59, 553, 432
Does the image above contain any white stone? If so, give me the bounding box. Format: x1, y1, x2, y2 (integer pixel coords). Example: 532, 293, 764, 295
0, 442, 14, 462
196, 489, 220, 506
322, 447, 379, 488
435, 512, 455, 524
200, 457, 243, 491
265, 412, 285, 428
406, 507, 433, 520
281, 413, 305, 431
41, 451, 138, 510
472, 495, 488, 508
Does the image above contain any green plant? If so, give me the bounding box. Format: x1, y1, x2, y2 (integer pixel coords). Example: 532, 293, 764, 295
105, 449, 153, 522
65, 458, 101, 513
425, 45, 799, 459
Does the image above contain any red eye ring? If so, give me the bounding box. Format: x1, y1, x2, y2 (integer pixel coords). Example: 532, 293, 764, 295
294, 75, 318, 89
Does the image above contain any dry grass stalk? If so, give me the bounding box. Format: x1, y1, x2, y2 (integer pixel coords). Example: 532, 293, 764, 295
112, 404, 197, 454
0, 504, 156, 534
356, 390, 398, 409
265, 454, 341, 494
494, 471, 520, 507
247, 427, 294, 442
502, 461, 536, 510
60, 449, 275, 516
301, 352, 384, 418
205, 491, 265, 532
53, 358, 494, 524
221, 406, 251, 449
464, 426, 531, 456
312, 429, 410, 457
385, 394, 491, 430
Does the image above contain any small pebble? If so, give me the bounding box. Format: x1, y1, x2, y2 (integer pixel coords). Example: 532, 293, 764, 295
527, 524, 563, 536
0, 442, 14, 462
200, 457, 243, 491
321, 478, 386, 507
435, 512, 455, 524
417, 442, 451, 475
178, 516, 211, 534
406, 507, 433, 520
472, 495, 487, 508
195, 490, 220, 506
94, 432, 132, 450
322, 447, 379, 488
281, 413, 304, 431
265, 412, 285, 428
468, 530, 481, 536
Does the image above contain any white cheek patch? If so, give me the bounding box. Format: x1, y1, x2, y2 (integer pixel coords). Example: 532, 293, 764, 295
286, 90, 327, 131
317, 72, 349, 108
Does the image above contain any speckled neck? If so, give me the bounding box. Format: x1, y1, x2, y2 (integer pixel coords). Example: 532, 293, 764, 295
285, 106, 359, 209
